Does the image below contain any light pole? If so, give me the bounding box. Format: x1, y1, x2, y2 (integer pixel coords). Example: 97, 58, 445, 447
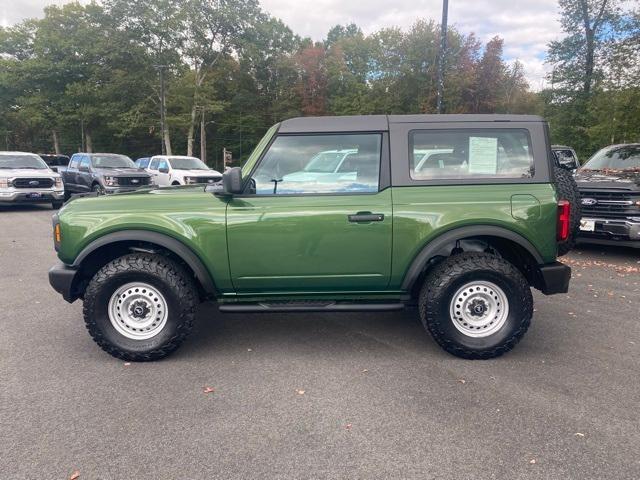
436, 0, 449, 114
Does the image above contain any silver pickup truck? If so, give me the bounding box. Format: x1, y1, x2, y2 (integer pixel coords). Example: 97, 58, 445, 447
0, 152, 65, 209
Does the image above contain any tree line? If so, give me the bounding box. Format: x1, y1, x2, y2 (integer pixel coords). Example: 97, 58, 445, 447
0, 0, 637, 167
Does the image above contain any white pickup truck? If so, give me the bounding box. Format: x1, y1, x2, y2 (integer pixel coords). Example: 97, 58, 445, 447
0, 152, 65, 209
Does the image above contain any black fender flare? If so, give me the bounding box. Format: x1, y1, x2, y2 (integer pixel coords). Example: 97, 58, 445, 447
401, 225, 544, 290
72, 230, 217, 295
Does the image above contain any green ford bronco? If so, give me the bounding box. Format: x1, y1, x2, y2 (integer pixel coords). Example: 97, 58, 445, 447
49, 115, 574, 361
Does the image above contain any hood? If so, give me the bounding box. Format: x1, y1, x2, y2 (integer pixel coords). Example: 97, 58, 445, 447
0, 168, 59, 178
174, 168, 222, 177
575, 169, 640, 191
93, 167, 150, 177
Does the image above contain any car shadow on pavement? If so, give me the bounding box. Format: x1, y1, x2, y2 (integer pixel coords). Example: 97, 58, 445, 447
0, 204, 57, 212
175, 302, 440, 360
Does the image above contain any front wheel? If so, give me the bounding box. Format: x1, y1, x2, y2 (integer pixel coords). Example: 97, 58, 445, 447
92, 183, 105, 195
52, 200, 63, 209
419, 252, 533, 359
83, 253, 199, 361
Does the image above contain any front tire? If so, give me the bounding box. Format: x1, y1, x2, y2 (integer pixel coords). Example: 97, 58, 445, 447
419, 252, 533, 359
92, 183, 105, 195
52, 200, 63, 209
83, 253, 198, 361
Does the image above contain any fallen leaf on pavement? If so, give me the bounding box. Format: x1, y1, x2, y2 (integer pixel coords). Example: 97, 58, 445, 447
203, 387, 215, 394
457, 378, 466, 384
574, 432, 585, 437
296, 389, 305, 395
529, 459, 536, 464
345, 423, 352, 430
69, 471, 80, 480
124, 362, 131, 366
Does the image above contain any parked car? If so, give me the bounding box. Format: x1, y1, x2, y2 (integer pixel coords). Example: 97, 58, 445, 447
552, 145, 580, 173
575, 143, 640, 248
0, 151, 65, 208
49, 114, 574, 362
62, 153, 152, 198
39, 154, 70, 173
145, 155, 222, 186
135, 157, 151, 169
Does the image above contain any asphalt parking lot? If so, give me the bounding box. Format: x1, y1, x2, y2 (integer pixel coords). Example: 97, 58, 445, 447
1, 204, 639, 479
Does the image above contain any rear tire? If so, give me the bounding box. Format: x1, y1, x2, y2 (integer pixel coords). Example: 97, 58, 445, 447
83, 253, 198, 361
419, 252, 533, 359
554, 166, 581, 256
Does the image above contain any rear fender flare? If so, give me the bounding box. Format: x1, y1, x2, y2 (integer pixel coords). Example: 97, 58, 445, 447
401, 225, 544, 291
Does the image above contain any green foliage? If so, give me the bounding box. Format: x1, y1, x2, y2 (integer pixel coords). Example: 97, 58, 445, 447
0, 0, 637, 164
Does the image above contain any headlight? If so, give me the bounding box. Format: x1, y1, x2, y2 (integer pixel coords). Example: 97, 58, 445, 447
0, 177, 9, 188
54, 177, 63, 188
185, 177, 198, 184
103, 176, 118, 186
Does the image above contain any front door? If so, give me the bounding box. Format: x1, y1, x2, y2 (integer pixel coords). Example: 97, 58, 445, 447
226, 132, 392, 293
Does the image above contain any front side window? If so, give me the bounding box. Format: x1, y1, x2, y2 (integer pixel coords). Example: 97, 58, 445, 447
149, 158, 159, 170
79, 156, 91, 170
410, 129, 534, 180
91, 154, 135, 169
250, 133, 381, 195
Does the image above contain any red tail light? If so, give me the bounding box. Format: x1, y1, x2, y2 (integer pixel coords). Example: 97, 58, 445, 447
557, 200, 570, 241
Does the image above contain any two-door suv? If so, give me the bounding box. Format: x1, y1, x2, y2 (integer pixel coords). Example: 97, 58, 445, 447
49, 115, 572, 361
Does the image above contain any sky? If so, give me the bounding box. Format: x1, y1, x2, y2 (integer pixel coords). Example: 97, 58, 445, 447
2, 0, 563, 89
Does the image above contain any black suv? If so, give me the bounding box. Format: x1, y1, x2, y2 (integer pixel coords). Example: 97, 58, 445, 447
62, 153, 152, 197
575, 144, 640, 248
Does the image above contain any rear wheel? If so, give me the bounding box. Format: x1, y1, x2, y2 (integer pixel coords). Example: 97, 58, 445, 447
554, 166, 581, 256
419, 252, 533, 359
83, 253, 198, 361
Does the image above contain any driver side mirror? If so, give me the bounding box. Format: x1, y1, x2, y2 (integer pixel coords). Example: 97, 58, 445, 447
222, 167, 243, 195
158, 167, 169, 174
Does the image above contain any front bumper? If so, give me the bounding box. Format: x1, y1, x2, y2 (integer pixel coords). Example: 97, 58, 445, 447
103, 185, 149, 194
535, 261, 571, 295
577, 216, 640, 247
0, 189, 64, 203
48, 262, 80, 303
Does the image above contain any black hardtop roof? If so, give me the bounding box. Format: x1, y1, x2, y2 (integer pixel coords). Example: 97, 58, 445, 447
278, 114, 545, 133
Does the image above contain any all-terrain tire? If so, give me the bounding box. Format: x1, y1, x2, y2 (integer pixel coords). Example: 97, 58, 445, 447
419, 252, 533, 360
83, 253, 198, 361
554, 166, 581, 256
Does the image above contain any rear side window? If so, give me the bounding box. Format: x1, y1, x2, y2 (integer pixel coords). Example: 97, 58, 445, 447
410, 129, 534, 180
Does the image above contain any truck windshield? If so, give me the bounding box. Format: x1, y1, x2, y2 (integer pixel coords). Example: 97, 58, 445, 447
0, 154, 49, 169
582, 145, 640, 171
91, 154, 135, 169
168, 157, 209, 170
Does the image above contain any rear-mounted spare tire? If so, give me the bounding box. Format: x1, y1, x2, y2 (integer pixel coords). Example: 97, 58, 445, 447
554, 166, 581, 256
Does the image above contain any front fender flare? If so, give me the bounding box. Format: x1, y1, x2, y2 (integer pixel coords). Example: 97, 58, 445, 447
72, 230, 217, 295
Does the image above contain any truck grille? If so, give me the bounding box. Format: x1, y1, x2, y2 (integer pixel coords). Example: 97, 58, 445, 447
12, 178, 54, 189
191, 176, 222, 184
117, 177, 150, 187
579, 190, 638, 217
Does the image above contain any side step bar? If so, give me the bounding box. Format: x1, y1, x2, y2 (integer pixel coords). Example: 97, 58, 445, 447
219, 302, 405, 313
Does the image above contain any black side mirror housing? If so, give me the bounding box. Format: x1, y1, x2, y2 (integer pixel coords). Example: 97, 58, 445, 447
158, 167, 169, 174
222, 167, 243, 195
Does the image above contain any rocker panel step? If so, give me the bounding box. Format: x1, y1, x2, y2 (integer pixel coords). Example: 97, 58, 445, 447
219, 301, 405, 313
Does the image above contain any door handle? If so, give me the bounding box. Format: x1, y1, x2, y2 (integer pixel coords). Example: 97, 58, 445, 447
348, 212, 384, 223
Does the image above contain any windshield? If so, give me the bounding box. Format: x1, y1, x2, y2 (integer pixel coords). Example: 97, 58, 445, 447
169, 157, 209, 170
0, 154, 49, 169
91, 154, 135, 169
582, 145, 640, 171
